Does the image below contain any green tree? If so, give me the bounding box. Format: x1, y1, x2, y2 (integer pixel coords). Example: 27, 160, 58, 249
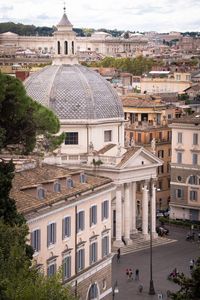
0, 73, 61, 154
171, 258, 200, 300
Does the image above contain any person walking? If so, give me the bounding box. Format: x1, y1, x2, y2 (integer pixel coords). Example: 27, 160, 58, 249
190, 259, 194, 271
138, 283, 143, 293
117, 248, 121, 263
135, 269, 139, 281
128, 268, 133, 280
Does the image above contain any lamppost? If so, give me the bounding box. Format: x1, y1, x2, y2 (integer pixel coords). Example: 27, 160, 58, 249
112, 280, 119, 300
149, 177, 156, 295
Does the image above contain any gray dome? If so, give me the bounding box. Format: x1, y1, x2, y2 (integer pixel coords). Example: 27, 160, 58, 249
24, 64, 124, 121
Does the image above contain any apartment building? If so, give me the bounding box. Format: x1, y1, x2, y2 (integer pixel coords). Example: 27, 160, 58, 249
169, 114, 200, 220
11, 163, 114, 300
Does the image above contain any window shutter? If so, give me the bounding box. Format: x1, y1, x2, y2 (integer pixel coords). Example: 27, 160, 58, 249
94, 206, 97, 224
68, 256, 71, 278
47, 225, 50, 247
82, 211, 85, 230
82, 249, 85, 269
76, 213, 79, 233
90, 207, 92, 227
101, 202, 104, 220
89, 244, 92, 265
68, 217, 71, 237
38, 229, 41, 251
62, 218, 65, 240
53, 223, 56, 244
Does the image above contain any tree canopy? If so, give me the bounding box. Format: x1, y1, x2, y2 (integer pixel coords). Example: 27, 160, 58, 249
85, 56, 155, 76
171, 258, 200, 300
0, 73, 61, 154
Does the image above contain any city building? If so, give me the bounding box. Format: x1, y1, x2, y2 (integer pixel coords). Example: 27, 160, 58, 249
10, 161, 114, 300
169, 114, 200, 221
122, 93, 175, 209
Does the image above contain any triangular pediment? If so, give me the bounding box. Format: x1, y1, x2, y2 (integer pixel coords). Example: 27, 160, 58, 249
117, 147, 163, 169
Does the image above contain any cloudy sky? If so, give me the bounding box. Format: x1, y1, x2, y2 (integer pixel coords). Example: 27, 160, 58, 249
0, 0, 200, 32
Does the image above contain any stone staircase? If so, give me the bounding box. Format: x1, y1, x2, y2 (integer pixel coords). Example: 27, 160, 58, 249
112, 233, 177, 256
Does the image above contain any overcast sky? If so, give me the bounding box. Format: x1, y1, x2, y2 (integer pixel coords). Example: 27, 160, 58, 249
0, 0, 200, 32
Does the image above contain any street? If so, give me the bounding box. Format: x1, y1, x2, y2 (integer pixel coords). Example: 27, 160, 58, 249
112, 225, 200, 300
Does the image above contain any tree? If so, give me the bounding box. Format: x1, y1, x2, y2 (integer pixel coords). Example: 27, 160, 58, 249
0, 73, 61, 154
171, 258, 200, 299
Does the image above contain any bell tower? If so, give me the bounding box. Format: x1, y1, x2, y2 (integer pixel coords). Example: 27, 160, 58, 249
52, 5, 78, 65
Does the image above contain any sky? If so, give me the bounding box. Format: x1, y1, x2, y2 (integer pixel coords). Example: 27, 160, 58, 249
0, 0, 200, 33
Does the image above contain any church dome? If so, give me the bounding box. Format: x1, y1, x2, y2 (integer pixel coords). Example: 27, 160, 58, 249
24, 64, 124, 122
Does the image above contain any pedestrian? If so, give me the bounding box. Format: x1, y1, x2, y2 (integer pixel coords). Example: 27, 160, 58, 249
128, 268, 133, 280
138, 283, 143, 293
190, 259, 194, 271
135, 269, 139, 280
117, 248, 120, 263
126, 268, 129, 280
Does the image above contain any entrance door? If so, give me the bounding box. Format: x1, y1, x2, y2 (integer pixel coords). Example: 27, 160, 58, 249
190, 209, 199, 221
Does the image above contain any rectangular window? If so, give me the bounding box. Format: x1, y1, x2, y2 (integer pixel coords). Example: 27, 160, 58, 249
102, 200, 109, 220
138, 133, 141, 143
168, 148, 171, 157
31, 229, 41, 252
190, 190, 197, 201
77, 248, 85, 272
158, 150, 164, 158
90, 242, 97, 264
177, 152, 182, 164
193, 133, 198, 145
176, 189, 183, 199
65, 132, 78, 145
102, 236, 109, 257
90, 205, 97, 226
62, 217, 71, 239
63, 255, 71, 280
177, 132, 182, 143
47, 261, 56, 277
158, 165, 164, 174
47, 223, 56, 247
159, 132, 162, 141
104, 130, 112, 142
77, 211, 85, 232
158, 181, 162, 191
192, 153, 198, 165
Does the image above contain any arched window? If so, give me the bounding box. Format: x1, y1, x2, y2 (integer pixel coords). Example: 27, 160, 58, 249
54, 182, 61, 192
64, 41, 68, 55
72, 41, 74, 54
38, 188, 45, 200
67, 178, 73, 188
88, 283, 98, 300
188, 175, 198, 185
80, 173, 86, 183
57, 41, 60, 55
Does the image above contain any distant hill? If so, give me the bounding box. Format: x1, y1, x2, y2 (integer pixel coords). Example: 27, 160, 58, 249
0, 22, 125, 37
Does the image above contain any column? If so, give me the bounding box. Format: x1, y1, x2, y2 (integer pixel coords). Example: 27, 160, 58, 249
130, 182, 137, 234
113, 185, 124, 247
124, 183, 132, 245
142, 181, 149, 238
151, 181, 157, 238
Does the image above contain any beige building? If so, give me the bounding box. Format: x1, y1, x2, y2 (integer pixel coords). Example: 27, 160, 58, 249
122, 93, 174, 209
11, 162, 114, 300
169, 114, 200, 220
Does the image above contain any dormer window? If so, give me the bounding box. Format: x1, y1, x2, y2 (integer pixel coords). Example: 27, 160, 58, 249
67, 178, 73, 188
80, 173, 86, 184
37, 187, 45, 200
54, 181, 61, 193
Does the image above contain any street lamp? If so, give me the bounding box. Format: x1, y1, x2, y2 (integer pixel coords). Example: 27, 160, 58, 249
149, 177, 156, 295
112, 280, 119, 300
